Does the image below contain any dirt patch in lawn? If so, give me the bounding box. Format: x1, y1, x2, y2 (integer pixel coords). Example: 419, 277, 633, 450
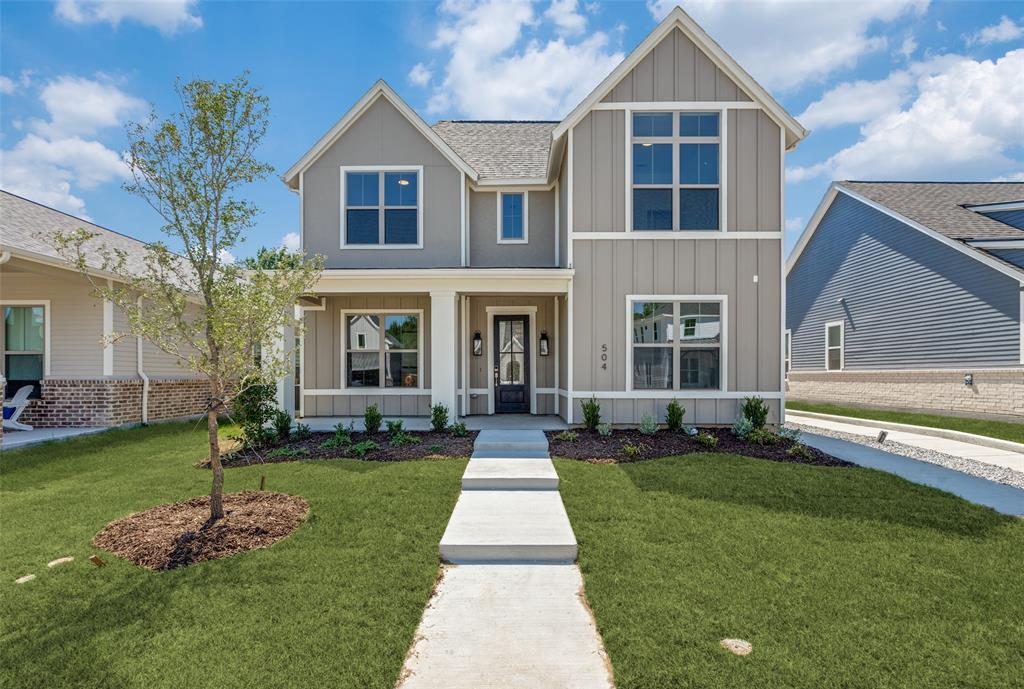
220, 430, 477, 467
93, 491, 309, 571
548, 427, 851, 467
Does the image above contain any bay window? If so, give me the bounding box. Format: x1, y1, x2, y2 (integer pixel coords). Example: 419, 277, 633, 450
345, 312, 421, 388
342, 168, 421, 247
630, 298, 723, 390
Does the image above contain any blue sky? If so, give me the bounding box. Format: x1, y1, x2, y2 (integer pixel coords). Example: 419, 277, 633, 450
1, 0, 1022, 259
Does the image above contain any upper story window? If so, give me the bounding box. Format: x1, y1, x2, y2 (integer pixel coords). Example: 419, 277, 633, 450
825, 321, 843, 371
632, 111, 720, 231
342, 167, 421, 248
629, 298, 723, 391
498, 192, 528, 243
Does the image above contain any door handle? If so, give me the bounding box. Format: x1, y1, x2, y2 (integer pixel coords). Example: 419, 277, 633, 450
493, 366, 499, 384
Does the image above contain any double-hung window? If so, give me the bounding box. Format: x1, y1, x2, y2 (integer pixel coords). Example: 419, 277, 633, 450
630, 298, 723, 390
825, 321, 843, 371
346, 312, 421, 388
343, 168, 421, 247
499, 192, 527, 242
632, 111, 720, 231
3, 305, 45, 398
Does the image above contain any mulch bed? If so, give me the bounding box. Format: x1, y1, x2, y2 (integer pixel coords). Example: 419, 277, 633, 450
220, 430, 478, 468
547, 427, 852, 467
93, 491, 309, 571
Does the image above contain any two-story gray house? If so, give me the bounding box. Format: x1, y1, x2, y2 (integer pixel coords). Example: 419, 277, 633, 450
279, 6, 806, 426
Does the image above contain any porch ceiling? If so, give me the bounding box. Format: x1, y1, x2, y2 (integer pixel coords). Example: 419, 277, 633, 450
311, 268, 573, 295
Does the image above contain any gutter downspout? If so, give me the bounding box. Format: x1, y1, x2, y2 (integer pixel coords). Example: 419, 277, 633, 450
136, 296, 149, 424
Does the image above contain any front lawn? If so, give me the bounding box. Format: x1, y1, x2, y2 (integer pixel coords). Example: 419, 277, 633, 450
786, 400, 1024, 444
557, 454, 1024, 689
0, 423, 465, 689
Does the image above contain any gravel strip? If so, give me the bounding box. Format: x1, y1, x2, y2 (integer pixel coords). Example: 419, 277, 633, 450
786, 422, 1024, 491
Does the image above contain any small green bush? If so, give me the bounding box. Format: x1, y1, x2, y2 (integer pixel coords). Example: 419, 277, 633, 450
731, 416, 754, 439
779, 426, 802, 443
266, 446, 309, 459
554, 430, 579, 442
746, 428, 781, 446
320, 422, 352, 449
429, 444, 443, 454
385, 419, 405, 436
231, 375, 277, 449
621, 441, 649, 459
293, 422, 311, 440
363, 404, 383, 434
430, 404, 449, 432
787, 443, 815, 460
389, 431, 419, 447
350, 440, 380, 458
449, 421, 468, 438
581, 397, 601, 430
741, 396, 770, 430
638, 414, 659, 435
597, 423, 613, 438
665, 400, 685, 432
694, 431, 718, 448
273, 409, 293, 441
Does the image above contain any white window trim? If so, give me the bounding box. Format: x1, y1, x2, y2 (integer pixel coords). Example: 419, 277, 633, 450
497, 191, 529, 244
784, 328, 792, 377
485, 305, 538, 415
825, 320, 844, 371
626, 107, 727, 234
339, 165, 424, 250
1, 300, 51, 382
625, 294, 728, 393
339, 308, 424, 390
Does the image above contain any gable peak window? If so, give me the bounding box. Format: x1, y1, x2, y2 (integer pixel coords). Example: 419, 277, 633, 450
498, 191, 528, 243
632, 111, 721, 231
343, 168, 421, 247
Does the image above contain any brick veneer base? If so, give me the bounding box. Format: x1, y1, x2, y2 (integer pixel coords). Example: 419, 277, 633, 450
786, 369, 1024, 421
19, 378, 212, 428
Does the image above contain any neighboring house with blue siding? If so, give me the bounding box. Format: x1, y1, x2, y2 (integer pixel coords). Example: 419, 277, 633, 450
785, 182, 1023, 421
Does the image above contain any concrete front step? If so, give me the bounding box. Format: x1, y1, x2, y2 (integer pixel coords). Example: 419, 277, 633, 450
472, 429, 550, 455
439, 491, 578, 563
462, 458, 559, 490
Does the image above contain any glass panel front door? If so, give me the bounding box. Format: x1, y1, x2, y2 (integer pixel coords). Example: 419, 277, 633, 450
493, 315, 529, 413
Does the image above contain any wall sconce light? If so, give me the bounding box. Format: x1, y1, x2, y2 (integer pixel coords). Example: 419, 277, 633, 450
964, 373, 973, 387
472, 331, 483, 357
539, 332, 550, 356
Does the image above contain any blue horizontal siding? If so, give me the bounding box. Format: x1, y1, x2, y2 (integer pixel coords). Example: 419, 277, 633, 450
983, 209, 1024, 230
787, 192, 1021, 370
987, 248, 1024, 269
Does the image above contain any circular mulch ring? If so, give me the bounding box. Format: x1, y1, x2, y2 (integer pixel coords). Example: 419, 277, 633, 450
93, 491, 309, 571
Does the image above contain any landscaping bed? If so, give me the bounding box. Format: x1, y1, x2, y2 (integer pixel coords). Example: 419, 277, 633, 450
93, 491, 309, 570
547, 427, 851, 467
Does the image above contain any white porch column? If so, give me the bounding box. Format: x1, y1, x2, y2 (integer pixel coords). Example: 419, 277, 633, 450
430, 290, 458, 414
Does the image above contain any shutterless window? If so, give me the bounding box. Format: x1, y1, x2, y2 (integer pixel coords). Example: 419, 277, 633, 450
3, 306, 44, 398
500, 192, 525, 241
826, 322, 843, 371
631, 300, 721, 390
346, 313, 419, 388
631, 111, 720, 231
345, 171, 418, 246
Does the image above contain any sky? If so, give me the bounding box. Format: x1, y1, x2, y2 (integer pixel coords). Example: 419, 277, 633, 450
1, 0, 1022, 260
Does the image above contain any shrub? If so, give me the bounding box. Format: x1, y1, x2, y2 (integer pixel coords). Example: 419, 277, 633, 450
389, 431, 418, 447
581, 397, 601, 430
266, 446, 309, 459
429, 444, 443, 454
638, 414, 659, 435
449, 421, 468, 438
320, 422, 352, 449
621, 441, 649, 459
787, 443, 815, 460
293, 422, 311, 441
597, 423, 613, 438
682, 424, 698, 437
554, 430, 579, 442
746, 428, 781, 446
430, 404, 449, 432
272, 409, 293, 441
779, 426, 802, 443
363, 404, 383, 434
665, 400, 685, 432
350, 440, 380, 458
385, 419, 405, 436
741, 396, 770, 430
731, 416, 753, 439
231, 375, 277, 449
694, 431, 718, 448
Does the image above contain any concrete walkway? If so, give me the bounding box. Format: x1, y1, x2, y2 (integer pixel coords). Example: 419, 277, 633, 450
398, 430, 613, 689
2, 426, 106, 451
788, 413, 1024, 473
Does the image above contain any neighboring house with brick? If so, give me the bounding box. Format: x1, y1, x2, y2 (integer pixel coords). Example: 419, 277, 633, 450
786, 182, 1024, 421
280, 6, 806, 425
0, 190, 209, 429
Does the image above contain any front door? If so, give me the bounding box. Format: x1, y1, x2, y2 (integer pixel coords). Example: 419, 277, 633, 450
493, 315, 530, 413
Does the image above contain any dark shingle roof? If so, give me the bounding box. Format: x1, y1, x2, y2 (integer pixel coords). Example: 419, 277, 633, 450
431, 121, 557, 180
839, 181, 1024, 240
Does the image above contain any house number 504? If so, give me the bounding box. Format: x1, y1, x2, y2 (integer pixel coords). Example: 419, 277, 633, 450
601, 344, 608, 370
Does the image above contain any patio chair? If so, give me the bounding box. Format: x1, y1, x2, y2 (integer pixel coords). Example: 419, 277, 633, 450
3, 385, 35, 431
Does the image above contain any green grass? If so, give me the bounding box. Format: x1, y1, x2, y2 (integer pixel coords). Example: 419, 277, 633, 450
556, 454, 1024, 689
786, 400, 1024, 444
0, 423, 465, 689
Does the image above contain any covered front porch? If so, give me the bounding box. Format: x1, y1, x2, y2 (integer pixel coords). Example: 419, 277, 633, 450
301, 414, 568, 432
291, 268, 572, 423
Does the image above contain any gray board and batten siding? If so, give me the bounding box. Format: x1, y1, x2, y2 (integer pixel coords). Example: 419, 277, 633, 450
468, 189, 557, 267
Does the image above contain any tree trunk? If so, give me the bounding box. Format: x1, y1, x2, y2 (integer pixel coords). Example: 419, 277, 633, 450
208, 406, 225, 521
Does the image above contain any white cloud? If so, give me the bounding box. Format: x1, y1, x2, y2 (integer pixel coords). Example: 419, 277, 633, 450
992, 171, 1024, 182
217, 247, 236, 264
281, 232, 301, 252
423, 0, 624, 119
966, 16, 1023, 46
408, 63, 432, 87
34, 76, 146, 138
0, 70, 32, 95
788, 49, 1024, 183
55, 0, 202, 35
647, 0, 928, 91
898, 35, 917, 59
545, 0, 587, 36
0, 76, 14, 95
785, 217, 805, 232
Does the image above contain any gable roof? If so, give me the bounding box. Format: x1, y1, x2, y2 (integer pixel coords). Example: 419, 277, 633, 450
281, 80, 479, 189
551, 5, 807, 150
431, 121, 558, 182
786, 182, 1024, 283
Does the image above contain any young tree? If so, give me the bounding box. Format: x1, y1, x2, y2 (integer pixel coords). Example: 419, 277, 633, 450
56, 74, 322, 521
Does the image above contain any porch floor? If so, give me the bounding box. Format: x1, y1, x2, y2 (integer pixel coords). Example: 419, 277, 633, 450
2, 426, 107, 451
300, 414, 568, 432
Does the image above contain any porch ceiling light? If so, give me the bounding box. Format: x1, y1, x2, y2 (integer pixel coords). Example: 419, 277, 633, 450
398, 179, 410, 186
